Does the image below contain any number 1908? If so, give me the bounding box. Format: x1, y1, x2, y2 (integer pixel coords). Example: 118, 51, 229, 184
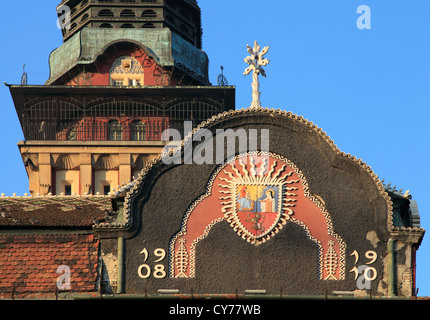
138, 248, 167, 279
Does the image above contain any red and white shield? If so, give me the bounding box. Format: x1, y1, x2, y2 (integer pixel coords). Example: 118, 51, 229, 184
234, 184, 283, 241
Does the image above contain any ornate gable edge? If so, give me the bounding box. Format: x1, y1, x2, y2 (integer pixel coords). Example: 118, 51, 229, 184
93, 107, 425, 238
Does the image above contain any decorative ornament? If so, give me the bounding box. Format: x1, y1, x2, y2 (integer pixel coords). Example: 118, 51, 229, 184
243, 41, 270, 109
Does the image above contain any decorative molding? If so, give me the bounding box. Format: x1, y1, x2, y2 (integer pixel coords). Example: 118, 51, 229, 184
94, 154, 118, 170
54, 154, 78, 170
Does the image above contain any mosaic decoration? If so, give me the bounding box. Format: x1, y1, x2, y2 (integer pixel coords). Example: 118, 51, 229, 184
110, 56, 144, 75
169, 152, 346, 280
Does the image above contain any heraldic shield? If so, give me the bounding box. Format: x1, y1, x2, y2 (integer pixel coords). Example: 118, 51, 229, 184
234, 184, 283, 241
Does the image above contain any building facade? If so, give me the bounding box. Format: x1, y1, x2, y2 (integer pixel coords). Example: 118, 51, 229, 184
0, 0, 425, 300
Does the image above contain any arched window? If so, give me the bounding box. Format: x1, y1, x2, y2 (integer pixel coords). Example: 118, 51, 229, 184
120, 9, 136, 18
99, 23, 113, 28
108, 120, 123, 141
130, 120, 145, 141
142, 23, 156, 28
81, 13, 89, 22
121, 23, 135, 28
98, 9, 114, 17
142, 10, 157, 18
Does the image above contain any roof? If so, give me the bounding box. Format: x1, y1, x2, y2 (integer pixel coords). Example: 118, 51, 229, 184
0, 234, 99, 294
46, 28, 209, 85
0, 195, 112, 229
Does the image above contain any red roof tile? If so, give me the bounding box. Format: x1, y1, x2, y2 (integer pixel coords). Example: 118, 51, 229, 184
0, 234, 99, 294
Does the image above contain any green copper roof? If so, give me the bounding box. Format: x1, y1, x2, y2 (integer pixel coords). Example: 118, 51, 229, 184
46, 28, 209, 85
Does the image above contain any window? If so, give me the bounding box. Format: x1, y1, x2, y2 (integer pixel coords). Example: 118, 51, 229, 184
98, 9, 114, 17
112, 79, 124, 86
108, 120, 123, 141
142, 23, 156, 28
65, 185, 72, 196
81, 13, 89, 22
67, 127, 77, 140
120, 23, 135, 28
130, 120, 145, 141
100, 23, 113, 28
120, 9, 136, 18
103, 184, 111, 195
142, 10, 157, 18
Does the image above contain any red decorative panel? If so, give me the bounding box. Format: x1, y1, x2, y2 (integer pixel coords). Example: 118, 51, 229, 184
169, 152, 346, 280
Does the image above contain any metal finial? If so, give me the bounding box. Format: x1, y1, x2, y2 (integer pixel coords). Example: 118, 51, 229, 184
21, 64, 28, 86
217, 65, 228, 86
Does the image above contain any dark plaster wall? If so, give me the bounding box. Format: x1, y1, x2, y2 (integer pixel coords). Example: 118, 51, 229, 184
123, 111, 389, 295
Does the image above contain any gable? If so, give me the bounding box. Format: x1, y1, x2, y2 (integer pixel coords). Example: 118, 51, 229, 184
95, 108, 423, 296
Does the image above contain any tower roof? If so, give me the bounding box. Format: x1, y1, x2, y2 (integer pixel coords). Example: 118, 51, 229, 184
46, 28, 210, 85
57, 0, 202, 49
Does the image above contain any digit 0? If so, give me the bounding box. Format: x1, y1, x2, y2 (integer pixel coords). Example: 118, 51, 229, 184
138, 264, 151, 279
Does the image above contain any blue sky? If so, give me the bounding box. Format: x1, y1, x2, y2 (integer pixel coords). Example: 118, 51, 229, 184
0, 0, 429, 296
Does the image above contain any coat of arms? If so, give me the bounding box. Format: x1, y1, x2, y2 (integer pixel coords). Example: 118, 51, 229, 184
218, 155, 297, 245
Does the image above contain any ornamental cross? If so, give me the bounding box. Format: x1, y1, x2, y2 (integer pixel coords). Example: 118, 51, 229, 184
243, 41, 270, 109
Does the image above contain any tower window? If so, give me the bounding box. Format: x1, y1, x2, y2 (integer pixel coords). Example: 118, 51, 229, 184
120, 9, 136, 18
100, 23, 113, 28
81, 14, 89, 22
142, 23, 156, 28
108, 120, 123, 141
142, 10, 157, 18
131, 120, 146, 141
98, 9, 114, 18
121, 23, 135, 28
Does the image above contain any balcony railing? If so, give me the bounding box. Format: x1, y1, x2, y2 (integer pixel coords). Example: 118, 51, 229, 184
23, 120, 191, 142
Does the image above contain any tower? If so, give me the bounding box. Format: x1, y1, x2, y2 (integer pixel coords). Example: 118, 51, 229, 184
8, 0, 235, 196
